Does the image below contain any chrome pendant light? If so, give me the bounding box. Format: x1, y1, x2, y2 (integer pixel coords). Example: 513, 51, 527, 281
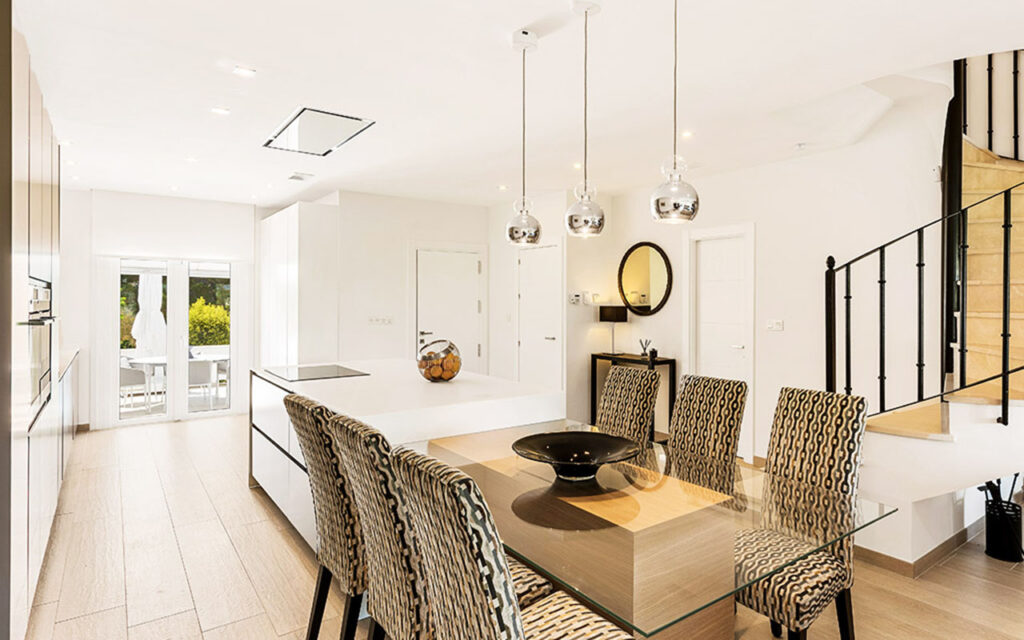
650, 0, 699, 223
565, 1, 605, 238
506, 30, 542, 245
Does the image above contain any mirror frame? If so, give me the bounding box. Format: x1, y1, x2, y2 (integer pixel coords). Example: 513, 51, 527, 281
617, 241, 673, 316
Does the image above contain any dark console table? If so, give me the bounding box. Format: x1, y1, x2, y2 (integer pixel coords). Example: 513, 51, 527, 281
590, 352, 677, 442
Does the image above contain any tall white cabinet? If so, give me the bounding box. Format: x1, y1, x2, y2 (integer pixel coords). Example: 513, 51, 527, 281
258, 203, 341, 367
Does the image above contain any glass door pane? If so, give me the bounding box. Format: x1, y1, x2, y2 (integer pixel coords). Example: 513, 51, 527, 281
119, 259, 168, 419
188, 262, 231, 412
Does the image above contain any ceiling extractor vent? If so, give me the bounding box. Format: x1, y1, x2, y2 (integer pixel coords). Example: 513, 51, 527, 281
264, 107, 375, 157
288, 172, 315, 182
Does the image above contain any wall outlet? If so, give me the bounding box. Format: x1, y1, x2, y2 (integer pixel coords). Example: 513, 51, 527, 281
568, 293, 582, 305
766, 319, 785, 332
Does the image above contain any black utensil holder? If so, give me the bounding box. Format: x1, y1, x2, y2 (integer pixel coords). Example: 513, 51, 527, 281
985, 500, 1023, 562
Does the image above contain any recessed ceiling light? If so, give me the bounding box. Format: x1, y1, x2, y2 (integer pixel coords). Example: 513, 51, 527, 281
71, 176, 80, 181
498, 185, 508, 191
795, 142, 807, 151
264, 107, 375, 157
66, 159, 75, 166
232, 65, 257, 78
681, 130, 693, 138
210, 106, 231, 116
573, 162, 582, 170
186, 156, 199, 163
171, 186, 179, 192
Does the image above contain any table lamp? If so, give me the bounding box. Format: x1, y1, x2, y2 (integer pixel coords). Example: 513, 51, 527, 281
599, 306, 628, 354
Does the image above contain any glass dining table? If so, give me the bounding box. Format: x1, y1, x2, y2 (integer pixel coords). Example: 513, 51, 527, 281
407, 419, 896, 639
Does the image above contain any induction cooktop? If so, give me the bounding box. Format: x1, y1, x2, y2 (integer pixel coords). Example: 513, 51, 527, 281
265, 364, 369, 382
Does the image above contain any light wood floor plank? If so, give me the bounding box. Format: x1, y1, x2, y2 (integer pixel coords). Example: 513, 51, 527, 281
176, 519, 264, 631
52, 606, 128, 640
285, 616, 349, 640
159, 466, 219, 529
55, 516, 125, 622
199, 468, 275, 529
127, 610, 202, 640
32, 514, 72, 606
25, 602, 57, 640
58, 466, 121, 524
124, 517, 194, 627
200, 614, 278, 640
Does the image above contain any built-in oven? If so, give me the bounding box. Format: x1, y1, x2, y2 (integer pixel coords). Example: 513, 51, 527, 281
25, 284, 54, 411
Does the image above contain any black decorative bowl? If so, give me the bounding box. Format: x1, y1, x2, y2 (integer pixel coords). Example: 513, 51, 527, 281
512, 432, 641, 482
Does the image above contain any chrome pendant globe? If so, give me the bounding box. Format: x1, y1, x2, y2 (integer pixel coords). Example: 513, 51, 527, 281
507, 197, 541, 245
651, 157, 698, 223
565, 183, 605, 237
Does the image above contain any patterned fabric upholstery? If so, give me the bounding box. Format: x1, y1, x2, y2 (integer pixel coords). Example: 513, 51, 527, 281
282, 395, 366, 596
392, 448, 629, 640
668, 374, 748, 462
392, 447, 525, 640
735, 387, 867, 632
594, 366, 661, 442
330, 414, 431, 640
507, 557, 554, 609
520, 592, 631, 640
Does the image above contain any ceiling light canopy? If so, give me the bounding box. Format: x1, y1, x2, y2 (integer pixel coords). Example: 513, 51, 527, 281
232, 65, 257, 78
565, 0, 605, 238
650, 0, 699, 223
264, 107, 375, 157
210, 106, 231, 116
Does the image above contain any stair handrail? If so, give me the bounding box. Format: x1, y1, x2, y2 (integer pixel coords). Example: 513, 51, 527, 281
825, 179, 1024, 424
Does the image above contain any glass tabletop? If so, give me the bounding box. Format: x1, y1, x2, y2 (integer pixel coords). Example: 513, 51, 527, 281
407, 419, 897, 637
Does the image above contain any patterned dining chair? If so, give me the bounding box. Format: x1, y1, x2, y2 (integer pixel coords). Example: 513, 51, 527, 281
668, 374, 748, 463
330, 414, 553, 640
734, 387, 867, 640
391, 447, 633, 640
283, 395, 367, 640
595, 365, 661, 442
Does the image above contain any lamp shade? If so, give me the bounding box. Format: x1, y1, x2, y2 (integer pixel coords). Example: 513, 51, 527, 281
599, 306, 627, 323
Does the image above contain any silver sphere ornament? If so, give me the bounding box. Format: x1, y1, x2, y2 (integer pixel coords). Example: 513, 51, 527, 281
650, 157, 699, 223
565, 183, 605, 237
506, 197, 541, 245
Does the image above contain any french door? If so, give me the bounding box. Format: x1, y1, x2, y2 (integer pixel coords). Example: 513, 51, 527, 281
114, 258, 233, 425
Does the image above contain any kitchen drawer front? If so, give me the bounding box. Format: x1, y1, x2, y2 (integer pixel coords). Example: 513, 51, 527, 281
251, 427, 289, 515
251, 374, 291, 450
288, 465, 316, 548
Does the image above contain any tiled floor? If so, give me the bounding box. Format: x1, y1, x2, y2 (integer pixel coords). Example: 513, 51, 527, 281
27, 414, 1024, 639
26, 415, 362, 640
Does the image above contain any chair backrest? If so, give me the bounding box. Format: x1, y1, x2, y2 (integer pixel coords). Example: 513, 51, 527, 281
120, 367, 145, 385
594, 365, 661, 442
764, 387, 867, 495
282, 394, 367, 596
331, 415, 431, 640
391, 447, 524, 640
668, 374, 748, 462
188, 360, 212, 383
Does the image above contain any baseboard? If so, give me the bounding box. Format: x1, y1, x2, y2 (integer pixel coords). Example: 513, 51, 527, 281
74, 422, 90, 433
855, 515, 985, 578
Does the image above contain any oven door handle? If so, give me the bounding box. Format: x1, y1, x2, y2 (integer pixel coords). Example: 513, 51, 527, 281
18, 316, 56, 326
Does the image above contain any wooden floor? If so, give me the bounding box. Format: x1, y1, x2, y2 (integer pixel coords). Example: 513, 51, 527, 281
26, 415, 1024, 639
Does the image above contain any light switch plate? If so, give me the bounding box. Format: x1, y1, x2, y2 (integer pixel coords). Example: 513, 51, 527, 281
767, 319, 785, 331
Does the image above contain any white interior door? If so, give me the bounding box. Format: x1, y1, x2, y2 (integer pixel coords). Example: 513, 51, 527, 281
517, 246, 562, 389
416, 249, 485, 373
690, 227, 755, 459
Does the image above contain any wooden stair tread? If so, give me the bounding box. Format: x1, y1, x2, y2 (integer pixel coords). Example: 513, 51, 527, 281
964, 311, 1024, 318
866, 399, 949, 440
964, 161, 1024, 173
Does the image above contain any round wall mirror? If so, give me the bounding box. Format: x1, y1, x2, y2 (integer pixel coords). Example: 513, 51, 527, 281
618, 242, 672, 316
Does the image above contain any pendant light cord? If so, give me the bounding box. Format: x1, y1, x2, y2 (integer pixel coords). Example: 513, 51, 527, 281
583, 9, 589, 188
522, 47, 527, 202
672, 0, 678, 170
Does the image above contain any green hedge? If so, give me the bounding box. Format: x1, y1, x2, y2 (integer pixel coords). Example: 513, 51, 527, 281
189, 297, 230, 346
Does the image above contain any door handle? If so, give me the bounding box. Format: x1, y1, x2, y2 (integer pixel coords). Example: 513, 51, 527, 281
544, 336, 556, 341
418, 330, 433, 336
730, 344, 745, 350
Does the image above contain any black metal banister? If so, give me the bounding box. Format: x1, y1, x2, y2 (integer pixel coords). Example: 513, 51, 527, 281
878, 247, 887, 412
825, 256, 836, 393
999, 191, 1013, 424
917, 229, 926, 401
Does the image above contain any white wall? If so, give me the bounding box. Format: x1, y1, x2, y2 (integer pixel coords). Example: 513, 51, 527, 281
561, 82, 950, 457
61, 189, 256, 427
330, 191, 489, 362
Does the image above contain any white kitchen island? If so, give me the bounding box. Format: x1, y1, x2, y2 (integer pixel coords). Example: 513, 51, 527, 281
248, 359, 565, 547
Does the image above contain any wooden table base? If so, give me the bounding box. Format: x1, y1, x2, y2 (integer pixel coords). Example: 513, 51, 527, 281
636, 596, 734, 640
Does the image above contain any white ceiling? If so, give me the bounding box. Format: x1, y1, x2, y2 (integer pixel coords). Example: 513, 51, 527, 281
15, 0, 1024, 209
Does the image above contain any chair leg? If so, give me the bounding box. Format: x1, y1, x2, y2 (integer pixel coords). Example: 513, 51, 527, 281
770, 621, 782, 637
836, 588, 855, 640
367, 619, 387, 640
340, 592, 363, 640
787, 630, 807, 640
305, 565, 332, 640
